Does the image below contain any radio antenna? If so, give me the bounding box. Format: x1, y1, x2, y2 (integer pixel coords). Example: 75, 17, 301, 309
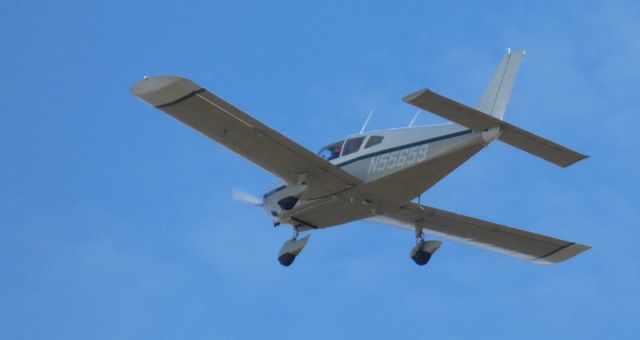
359, 109, 374, 134
408, 109, 421, 127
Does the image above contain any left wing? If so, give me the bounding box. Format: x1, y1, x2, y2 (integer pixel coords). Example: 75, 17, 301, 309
131, 76, 361, 198
371, 202, 590, 264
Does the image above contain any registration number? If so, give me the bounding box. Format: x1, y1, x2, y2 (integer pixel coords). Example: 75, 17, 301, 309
367, 145, 428, 175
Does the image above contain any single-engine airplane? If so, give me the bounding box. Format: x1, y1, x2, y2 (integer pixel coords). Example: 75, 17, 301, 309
131, 49, 590, 267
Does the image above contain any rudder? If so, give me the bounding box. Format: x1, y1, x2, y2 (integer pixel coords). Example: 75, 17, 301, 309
475, 49, 524, 120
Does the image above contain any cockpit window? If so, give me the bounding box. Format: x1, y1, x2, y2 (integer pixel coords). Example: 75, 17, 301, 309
317, 140, 344, 161
365, 135, 384, 148
342, 136, 366, 156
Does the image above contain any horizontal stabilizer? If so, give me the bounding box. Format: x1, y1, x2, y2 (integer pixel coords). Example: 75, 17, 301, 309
403, 89, 588, 167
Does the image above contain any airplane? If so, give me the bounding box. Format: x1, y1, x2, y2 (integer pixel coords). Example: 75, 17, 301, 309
130, 49, 590, 267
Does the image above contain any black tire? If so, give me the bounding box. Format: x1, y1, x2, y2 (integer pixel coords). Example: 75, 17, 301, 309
412, 250, 431, 266
278, 253, 296, 266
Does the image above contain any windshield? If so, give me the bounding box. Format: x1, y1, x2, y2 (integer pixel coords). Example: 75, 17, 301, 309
317, 140, 344, 161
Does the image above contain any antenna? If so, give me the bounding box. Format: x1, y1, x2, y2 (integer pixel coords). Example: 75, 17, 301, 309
359, 109, 374, 134
408, 109, 421, 127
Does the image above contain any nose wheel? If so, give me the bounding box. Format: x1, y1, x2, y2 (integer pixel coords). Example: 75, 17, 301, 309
277, 228, 310, 266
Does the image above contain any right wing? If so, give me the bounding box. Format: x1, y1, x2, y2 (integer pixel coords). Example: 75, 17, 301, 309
131, 76, 361, 198
372, 202, 590, 264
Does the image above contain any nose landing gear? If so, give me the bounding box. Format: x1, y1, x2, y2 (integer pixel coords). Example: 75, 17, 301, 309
277, 228, 310, 266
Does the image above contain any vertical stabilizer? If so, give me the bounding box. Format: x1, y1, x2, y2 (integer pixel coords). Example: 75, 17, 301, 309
475, 49, 524, 120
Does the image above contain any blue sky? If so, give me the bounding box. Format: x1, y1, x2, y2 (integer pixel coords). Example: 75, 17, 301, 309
1, 1, 639, 339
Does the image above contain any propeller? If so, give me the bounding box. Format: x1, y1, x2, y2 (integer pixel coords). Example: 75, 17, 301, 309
232, 189, 263, 206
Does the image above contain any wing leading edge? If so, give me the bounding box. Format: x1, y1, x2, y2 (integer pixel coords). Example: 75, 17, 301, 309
371, 202, 590, 264
130, 76, 361, 198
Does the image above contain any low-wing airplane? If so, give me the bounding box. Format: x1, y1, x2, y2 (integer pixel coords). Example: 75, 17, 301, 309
131, 49, 590, 267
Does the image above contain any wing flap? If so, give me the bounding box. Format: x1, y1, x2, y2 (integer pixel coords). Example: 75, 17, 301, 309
375, 203, 590, 264
403, 89, 588, 167
131, 76, 361, 197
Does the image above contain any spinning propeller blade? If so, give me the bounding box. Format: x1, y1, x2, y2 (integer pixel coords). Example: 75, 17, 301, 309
232, 189, 263, 206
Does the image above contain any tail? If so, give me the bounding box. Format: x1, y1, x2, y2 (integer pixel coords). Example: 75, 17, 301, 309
475, 49, 524, 120
403, 48, 588, 168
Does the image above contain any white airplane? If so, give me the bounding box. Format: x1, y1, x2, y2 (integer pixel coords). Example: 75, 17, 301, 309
131, 49, 590, 267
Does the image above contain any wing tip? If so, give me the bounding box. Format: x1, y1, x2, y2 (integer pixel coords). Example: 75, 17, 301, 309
535, 243, 591, 265
559, 153, 590, 168
130, 75, 202, 107
402, 88, 431, 103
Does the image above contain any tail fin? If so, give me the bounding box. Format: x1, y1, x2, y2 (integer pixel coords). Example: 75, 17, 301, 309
475, 49, 524, 120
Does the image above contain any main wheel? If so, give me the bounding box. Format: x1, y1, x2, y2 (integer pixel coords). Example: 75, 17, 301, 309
412, 250, 431, 266
278, 253, 296, 266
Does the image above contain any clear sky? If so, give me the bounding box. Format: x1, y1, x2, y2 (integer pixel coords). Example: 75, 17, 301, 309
1, 1, 638, 339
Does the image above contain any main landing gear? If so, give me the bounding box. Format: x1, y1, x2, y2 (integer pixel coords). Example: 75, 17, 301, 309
410, 227, 442, 266
277, 228, 310, 266
275, 225, 440, 267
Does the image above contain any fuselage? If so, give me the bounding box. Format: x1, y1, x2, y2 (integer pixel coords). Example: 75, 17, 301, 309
333, 123, 472, 182
263, 123, 498, 230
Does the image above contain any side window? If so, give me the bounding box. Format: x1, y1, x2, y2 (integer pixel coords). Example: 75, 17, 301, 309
342, 137, 366, 156
365, 135, 384, 148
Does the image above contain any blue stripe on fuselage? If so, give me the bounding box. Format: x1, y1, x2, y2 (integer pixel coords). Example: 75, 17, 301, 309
263, 129, 473, 199
335, 129, 473, 168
